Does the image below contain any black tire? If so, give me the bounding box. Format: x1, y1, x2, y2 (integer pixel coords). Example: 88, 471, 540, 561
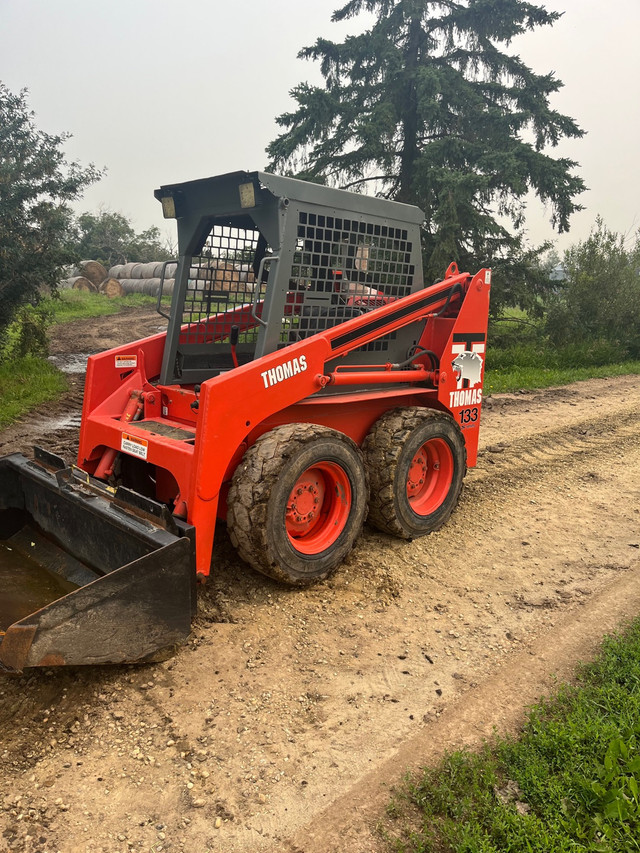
362, 407, 466, 539
227, 423, 369, 586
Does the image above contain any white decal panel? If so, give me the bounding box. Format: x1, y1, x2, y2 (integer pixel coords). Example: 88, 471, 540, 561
451, 343, 485, 389
115, 355, 137, 369
121, 432, 148, 460
452, 351, 483, 386
449, 334, 487, 429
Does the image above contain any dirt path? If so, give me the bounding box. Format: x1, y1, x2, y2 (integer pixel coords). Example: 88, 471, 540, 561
0, 307, 166, 462
0, 310, 639, 853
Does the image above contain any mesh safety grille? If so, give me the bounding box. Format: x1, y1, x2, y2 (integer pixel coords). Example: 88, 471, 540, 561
176, 211, 417, 369
180, 223, 262, 345
282, 211, 415, 351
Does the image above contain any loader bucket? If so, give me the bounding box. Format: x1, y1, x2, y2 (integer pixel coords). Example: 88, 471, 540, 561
0, 450, 196, 674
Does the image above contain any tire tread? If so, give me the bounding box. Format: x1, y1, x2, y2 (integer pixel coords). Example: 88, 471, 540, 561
228, 423, 367, 585
363, 407, 466, 538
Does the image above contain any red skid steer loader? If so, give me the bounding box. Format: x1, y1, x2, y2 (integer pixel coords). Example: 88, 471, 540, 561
0, 171, 490, 672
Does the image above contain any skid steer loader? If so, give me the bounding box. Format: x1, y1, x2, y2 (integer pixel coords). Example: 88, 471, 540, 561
0, 171, 490, 672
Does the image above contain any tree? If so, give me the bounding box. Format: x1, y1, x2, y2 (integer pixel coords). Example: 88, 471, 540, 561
70, 209, 172, 268
267, 0, 586, 309
0, 84, 100, 345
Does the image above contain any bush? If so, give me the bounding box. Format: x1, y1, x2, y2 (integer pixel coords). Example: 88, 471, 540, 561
0, 303, 52, 361
545, 220, 640, 359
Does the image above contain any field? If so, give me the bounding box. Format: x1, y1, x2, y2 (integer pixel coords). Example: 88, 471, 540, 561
0, 307, 639, 853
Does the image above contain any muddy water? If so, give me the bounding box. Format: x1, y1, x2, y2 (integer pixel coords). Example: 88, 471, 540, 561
47, 353, 92, 374
28, 412, 82, 433
0, 543, 78, 633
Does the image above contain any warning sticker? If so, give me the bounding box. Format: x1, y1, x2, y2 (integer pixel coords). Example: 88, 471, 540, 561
115, 355, 137, 369
121, 432, 148, 460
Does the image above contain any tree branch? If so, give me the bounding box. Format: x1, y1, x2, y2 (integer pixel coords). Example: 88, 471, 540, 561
339, 175, 392, 190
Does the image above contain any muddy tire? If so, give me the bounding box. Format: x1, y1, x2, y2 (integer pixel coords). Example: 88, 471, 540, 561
363, 407, 466, 539
227, 423, 369, 586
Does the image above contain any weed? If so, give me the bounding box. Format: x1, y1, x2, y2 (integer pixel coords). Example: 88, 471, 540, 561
383, 622, 640, 852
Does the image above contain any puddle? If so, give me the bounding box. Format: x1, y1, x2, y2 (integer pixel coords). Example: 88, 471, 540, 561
48, 353, 92, 374
30, 413, 82, 432
0, 543, 78, 633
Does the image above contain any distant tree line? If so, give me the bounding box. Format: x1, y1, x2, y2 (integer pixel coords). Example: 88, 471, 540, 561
70, 210, 172, 269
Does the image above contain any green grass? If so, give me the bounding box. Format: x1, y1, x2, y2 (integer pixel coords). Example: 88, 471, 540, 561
47, 290, 158, 324
0, 292, 161, 427
485, 360, 640, 394
0, 356, 68, 428
383, 621, 640, 852
483, 324, 640, 393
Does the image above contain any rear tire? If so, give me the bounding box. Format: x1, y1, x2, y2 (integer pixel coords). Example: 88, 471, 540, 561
227, 423, 368, 585
363, 407, 466, 539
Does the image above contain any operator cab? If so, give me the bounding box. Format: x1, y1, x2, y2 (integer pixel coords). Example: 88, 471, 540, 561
155, 171, 425, 386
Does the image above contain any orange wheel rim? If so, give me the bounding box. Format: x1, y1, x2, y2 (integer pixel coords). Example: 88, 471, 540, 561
285, 462, 351, 555
406, 438, 453, 516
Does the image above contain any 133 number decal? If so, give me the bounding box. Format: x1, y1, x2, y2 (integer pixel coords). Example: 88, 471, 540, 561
459, 407, 479, 424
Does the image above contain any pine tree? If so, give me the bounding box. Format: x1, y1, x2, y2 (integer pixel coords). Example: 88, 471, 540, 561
267, 0, 586, 307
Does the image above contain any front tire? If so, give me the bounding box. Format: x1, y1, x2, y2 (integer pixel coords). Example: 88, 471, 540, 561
363, 407, 466, 539
227, 423, 368, 585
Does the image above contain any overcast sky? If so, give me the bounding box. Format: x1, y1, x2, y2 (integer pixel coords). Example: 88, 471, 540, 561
2, 0, 639, 254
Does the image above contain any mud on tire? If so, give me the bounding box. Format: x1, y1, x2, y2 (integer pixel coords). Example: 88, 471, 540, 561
227, 423, 369, 586
363, 407, 466, 539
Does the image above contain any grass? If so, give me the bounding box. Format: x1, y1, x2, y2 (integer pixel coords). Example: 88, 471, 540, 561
0, 292, 159, 426
485, 360, 640, 394
484, 316, 640, 393
382, 621, 640, 852
0, 356, 68, 428
47, 290, 158, 324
